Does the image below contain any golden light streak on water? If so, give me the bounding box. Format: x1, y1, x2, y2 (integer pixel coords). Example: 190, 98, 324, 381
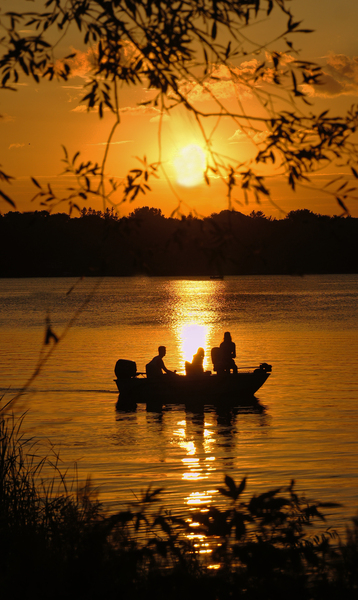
183, 472, 205, 480
174, 427, 186, 439
203, 426, 216, 454
187, 533, 206, 541
180, 440, 196, 455
186, 492, 214, 505
166, 279, 222, 371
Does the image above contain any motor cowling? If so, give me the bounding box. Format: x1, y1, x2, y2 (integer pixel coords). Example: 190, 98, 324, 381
259, 363, 272, 373
115, 359, 137, 379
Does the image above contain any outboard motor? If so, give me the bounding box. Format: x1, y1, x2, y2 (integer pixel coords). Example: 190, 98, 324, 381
254, 363, 272, 375
115, 359, 137, 379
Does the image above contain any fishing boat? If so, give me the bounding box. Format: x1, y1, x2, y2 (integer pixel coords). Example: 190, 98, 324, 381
114, 359, 272, 409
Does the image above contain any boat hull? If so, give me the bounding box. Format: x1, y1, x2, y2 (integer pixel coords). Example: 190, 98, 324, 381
115, 369, 271, 408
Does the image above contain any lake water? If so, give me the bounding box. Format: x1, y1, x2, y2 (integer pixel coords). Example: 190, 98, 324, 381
1, 275, 358, 538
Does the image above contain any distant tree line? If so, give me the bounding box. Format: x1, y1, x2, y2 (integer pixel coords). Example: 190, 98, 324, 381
1, 207, 357, 277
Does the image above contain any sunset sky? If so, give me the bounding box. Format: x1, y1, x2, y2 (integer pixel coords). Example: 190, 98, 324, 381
2, 0, 358, 218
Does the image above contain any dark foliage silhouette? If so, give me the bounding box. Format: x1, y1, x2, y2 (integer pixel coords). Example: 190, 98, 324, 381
1, 408, 358, 600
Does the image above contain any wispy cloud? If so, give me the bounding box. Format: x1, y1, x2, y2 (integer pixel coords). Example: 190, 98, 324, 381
178, 63, 256, 103
119, 105, 165, 117
57, 41, 143, 81
229, 129, 268, 144
149, 113, 170, 122
57, 47, 97, 80
86, 140, 134, 145
302, 53, 358, 97
181, 52, 358, 102
177, 56, 296, 104
71, 105, 101, 113
1, 113, 15, 123
71, 103, 169, 118
9, 143, 26, 149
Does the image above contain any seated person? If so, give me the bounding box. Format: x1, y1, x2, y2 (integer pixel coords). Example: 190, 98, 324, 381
146, 346, 175, 378
219, 331, 238, 374
185, 347, 205, 376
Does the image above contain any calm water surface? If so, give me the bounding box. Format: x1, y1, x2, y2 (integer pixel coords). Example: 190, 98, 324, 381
1, 275, 358, 535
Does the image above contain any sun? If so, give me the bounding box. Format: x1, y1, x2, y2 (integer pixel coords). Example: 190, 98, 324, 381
173, 144, 207, 187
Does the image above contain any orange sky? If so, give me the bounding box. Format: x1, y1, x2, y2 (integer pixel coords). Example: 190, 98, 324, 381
2, 0, 358, 218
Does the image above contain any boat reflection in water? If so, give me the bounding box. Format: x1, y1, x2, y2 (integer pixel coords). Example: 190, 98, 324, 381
172, 406, 266, 564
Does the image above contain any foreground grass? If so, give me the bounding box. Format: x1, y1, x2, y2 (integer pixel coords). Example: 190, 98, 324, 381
1, 408, 357, 600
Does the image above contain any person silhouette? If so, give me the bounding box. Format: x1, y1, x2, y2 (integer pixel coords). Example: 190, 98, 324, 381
185, 347, 204, 375
219, 332, 238, 374
146, 346, 175, 378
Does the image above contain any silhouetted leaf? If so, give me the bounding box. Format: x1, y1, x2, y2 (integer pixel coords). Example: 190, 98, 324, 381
0, 189, 16, 207
336, 196, 348, 213
31, 177, 42, 189
211, 21, 217, 40
44, 325, 59, 345
225, 474, 237, 496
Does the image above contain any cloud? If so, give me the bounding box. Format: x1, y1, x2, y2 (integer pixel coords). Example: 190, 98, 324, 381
71, 105, 101, 113
56, 47, 97, 80
71, 102, 169, 121
149, 113, 170, 122
87, 140, 134, 145
0, 113, 15, 123
179, 63, 256, 103
303, 53, 358, 98
56, 41, 143, 81
229, 129, 268, 144
177, 55, 296, 104
119, 105, 162, 116
116, 105, 169, 121
327, 53, 358, 80
9, 143, 26, 149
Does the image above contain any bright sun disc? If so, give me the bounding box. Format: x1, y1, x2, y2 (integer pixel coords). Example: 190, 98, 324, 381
173, 144, 206, 187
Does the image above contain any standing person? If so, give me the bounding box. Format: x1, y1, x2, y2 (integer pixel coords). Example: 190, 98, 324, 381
146, 346, 175, 378
219, 332, 238, 374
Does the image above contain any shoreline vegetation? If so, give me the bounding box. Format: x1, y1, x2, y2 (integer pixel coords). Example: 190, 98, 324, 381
1, 207, 358, 278
1, 405, 357, 599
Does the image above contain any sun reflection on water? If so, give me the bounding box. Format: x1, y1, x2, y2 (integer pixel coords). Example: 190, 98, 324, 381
171, 414, 223, 562
164, 280, 232, 563
165, 279, 225, 372
180, 323, 209, 366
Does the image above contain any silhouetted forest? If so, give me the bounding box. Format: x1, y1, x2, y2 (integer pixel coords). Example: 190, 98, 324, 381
1, 207, 358, 277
